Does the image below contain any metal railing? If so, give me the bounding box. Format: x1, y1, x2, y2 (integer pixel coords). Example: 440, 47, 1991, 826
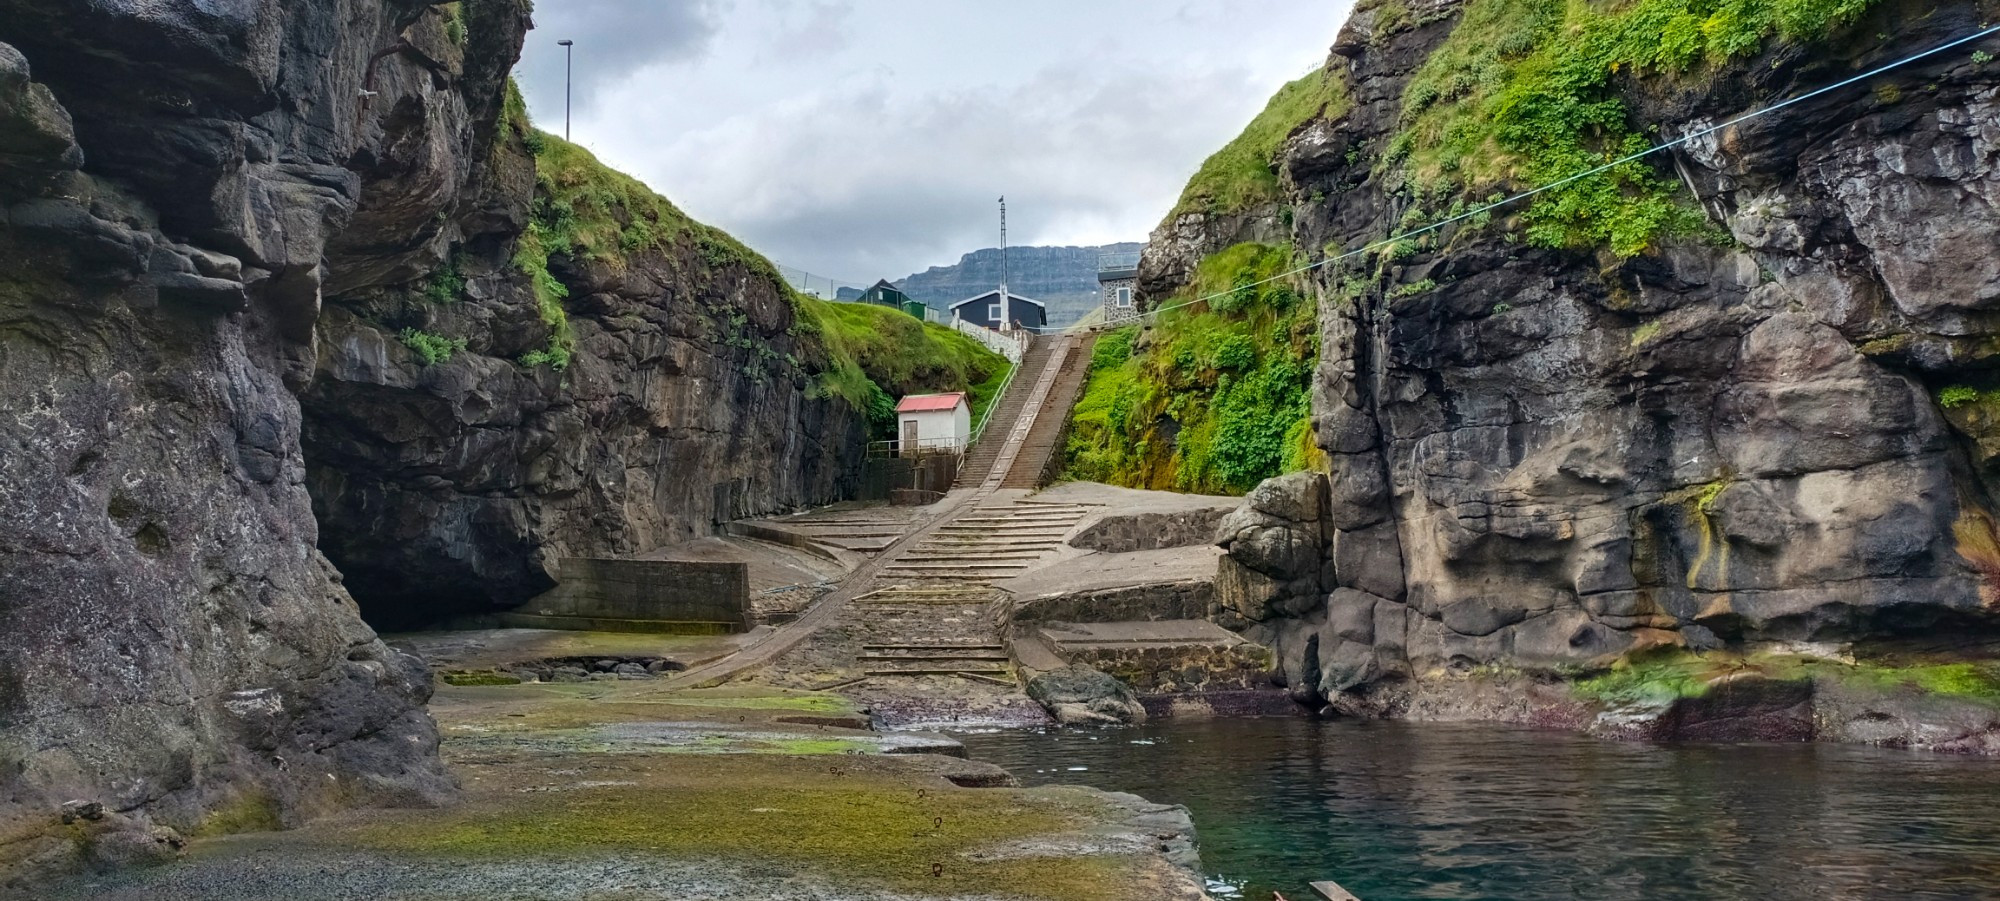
968, 336, 1031, 449
1098, 251, 1142, 272
865, 435, 968, 459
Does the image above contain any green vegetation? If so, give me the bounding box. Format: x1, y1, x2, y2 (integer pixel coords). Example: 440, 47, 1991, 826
193, 792, 283, 839
425, 253, 466, 304
399, 328, 467, 366
1391, 0, 1880, 256
1975, 49, 1994, 65
511, 130, 789, 371
1940, 385, 1981, 409
1572, 650, 1717, 707
355, 755, 1136, 898
439, 2, 467, 46
1839, 660, 2000, 703
801, 298, 1010, 438
1572, 648, 2000, 710
1168, 67, 1349, 220
501, 106, 994, 416
1064, 242, 1318, 494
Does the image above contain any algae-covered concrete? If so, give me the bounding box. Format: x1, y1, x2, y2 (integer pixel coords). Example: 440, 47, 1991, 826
37, 637, 1208, 901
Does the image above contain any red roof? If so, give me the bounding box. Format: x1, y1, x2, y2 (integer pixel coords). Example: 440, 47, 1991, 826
896, 392, 967, 413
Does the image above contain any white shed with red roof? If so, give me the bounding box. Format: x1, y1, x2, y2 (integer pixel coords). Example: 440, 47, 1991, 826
894, 392, 970, 455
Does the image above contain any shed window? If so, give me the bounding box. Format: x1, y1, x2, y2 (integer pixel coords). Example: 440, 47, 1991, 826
988, 302, 1002, 322
1116, 287, 1132, 308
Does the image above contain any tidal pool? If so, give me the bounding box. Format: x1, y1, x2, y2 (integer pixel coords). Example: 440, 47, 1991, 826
955, 717, 2000, 901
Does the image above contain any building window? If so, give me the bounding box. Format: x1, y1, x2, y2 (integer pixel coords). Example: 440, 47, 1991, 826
988, 302, 1002, 322
1116, 287, 1132, 308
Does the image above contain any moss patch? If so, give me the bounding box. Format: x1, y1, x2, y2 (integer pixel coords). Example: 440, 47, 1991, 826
1836, 660, 2000, 704
1572, 649, 1720, 707
1573, 648, 2000, 710
352, 756, 1138, 898
192, 792, 283, 839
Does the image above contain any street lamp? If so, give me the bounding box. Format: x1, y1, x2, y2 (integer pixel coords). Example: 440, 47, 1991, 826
557, 39, 574, 141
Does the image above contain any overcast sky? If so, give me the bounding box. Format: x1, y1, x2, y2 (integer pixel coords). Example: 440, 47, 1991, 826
513, 1, 1354, 285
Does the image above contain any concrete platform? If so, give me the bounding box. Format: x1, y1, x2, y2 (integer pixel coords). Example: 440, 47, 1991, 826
1038, 619, 1249, 651
1036, 619, 1273, 696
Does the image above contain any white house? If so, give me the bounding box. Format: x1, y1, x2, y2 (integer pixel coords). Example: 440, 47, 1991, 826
895, 392, 970, 456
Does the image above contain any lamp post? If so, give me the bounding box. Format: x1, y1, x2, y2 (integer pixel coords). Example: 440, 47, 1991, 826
557, 39, 574, 141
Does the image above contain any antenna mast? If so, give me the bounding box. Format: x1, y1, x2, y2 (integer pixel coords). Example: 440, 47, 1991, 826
998, 197, 1009, 311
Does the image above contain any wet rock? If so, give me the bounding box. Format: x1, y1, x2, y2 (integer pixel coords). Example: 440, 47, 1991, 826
87, 825, 186, 870
1026, 665, 1148, 726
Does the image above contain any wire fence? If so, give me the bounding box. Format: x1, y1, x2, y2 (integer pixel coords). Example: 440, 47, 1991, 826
773, 263, 873, 300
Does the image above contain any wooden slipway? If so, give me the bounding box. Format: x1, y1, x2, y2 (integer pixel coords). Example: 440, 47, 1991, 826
1311, 880, 1362, 901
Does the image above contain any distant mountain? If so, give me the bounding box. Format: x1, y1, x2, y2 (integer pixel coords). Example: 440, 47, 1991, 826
840, 243, 1144, 329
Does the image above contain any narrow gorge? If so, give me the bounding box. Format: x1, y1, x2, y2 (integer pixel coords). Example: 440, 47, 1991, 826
5, 0, 2000, 897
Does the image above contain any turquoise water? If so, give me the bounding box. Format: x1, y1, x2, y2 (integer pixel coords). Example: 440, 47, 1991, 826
955, 718, 2000, 901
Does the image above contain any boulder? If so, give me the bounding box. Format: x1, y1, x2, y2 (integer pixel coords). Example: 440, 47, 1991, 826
1026, 665, 1148, 726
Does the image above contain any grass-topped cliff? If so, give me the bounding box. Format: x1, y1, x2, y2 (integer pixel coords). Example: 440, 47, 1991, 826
1064, 243, 1319, 495
1385, 0, 1885, 256
486, 82, 1007, 430
1167, 65, 1348, 221
804, 298, 1010, 438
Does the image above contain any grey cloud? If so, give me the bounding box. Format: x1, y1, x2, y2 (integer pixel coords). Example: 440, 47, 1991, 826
648, 62, 1269, 279
767, 1, 854, 60
518, 0, 724, 112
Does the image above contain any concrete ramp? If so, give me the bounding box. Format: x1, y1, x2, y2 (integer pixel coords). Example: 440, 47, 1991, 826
504, 558, 753, 634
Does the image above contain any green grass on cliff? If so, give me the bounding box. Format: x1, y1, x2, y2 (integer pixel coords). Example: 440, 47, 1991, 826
511, 130, 789, 371
1063, 242, 1319, 495
1390, 0, 1881, 256
803, 299, 1010, 438
1167, 66, 1349, 221
501, 111, 1000, 423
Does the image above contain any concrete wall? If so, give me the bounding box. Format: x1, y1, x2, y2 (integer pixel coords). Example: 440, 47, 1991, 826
898, 405, 969, 451
521, 558, 752, 631
1100, 275, 1139, 325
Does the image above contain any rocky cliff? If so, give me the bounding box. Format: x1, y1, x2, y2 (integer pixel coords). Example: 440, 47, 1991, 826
1183, 0, 2000, 743
302, 125, 867, 630
0, 0, 882, 877
0, 0, 535, 875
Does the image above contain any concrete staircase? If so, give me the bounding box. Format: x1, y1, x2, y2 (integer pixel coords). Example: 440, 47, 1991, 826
878, 500, 1091, 583
1001, 334, 1097, 490
955, 337, 1056, 489
859, 499, 1092, 680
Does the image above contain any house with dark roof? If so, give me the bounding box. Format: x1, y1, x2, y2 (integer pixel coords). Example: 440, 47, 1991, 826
948, 289, 1046, 332
858, 279, 911, 308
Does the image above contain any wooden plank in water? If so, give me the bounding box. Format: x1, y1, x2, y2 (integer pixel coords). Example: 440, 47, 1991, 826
1311, 880, 1361, 901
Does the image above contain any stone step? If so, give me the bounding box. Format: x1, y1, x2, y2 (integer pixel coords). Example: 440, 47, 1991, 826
857, 652, 1012, 662
864, 640, 1008, 648
863, 667, 1014, 677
